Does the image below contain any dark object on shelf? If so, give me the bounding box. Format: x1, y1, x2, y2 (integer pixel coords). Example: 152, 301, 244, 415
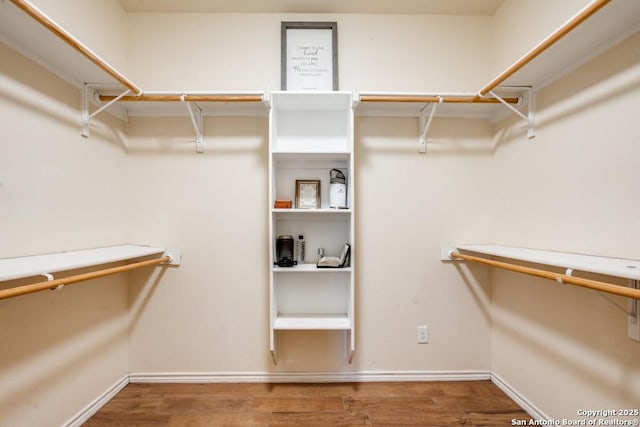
276, 235, 296, 267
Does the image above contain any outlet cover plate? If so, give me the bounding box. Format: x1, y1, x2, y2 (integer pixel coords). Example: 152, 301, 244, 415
417, 325, 429, 344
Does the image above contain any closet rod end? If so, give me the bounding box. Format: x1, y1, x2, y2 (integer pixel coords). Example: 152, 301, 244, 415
441, 247, 460, 261
163, 248, 182, 266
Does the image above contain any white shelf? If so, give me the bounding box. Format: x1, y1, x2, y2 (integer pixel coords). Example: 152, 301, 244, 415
118, 98, 268, 118
272, 151, 351, 157
356, 96, 520, 120
271, 91, 353, 111
273, 314, 351, 330
272, 152, 350, 170
500, 2, 640, 89
273, 264, 351, 273
0, 1, 122, 88
0, 245, 166, 282
272, 208, 351, 214
456, 244, 640, 281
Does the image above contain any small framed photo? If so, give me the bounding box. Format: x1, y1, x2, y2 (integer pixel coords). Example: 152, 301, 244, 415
281, 21, 338, 91
295, 180, 321, 209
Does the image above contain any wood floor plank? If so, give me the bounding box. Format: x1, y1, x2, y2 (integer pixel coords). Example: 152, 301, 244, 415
167, 412, 271, 427
269, 411, 371, 426
252, 396, 345, 412
237, 382, 362, 398
344, 396, 439, 413
163, 396, 254, 413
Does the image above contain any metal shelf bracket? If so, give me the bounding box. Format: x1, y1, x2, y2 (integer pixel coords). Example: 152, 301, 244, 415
81, 84, 130, 138
181, 95, 204, 153
488, 87, 535, 140
418, 96, 443, 153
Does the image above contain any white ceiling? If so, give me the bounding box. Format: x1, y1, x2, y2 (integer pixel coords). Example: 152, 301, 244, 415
117, 0, 505, 15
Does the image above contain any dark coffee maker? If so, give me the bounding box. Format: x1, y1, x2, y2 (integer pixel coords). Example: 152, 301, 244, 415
276, 235, 295, 267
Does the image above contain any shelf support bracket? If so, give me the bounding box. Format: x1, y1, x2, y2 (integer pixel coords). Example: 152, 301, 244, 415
262, 87, 272, 109
352, 89, 360, 109
488, 88, 535, 140
418, 97, 442, 153
181, 95, 204, 153
81, 84, 130, 138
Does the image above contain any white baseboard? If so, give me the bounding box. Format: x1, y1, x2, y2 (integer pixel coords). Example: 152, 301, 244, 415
64, 375, 129, 427
128, 369, 491, 384
491, 371, 549, 421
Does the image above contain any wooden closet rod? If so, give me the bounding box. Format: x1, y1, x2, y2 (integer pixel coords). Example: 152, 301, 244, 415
98, 94, 264, 103
9, 0, 142, 95
0, 256, 170, 301
477, 0, 611, 97
450, 251, 640, 300
359, 95, 519, 104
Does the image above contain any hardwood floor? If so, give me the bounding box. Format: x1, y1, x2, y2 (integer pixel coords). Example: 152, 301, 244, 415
84, 381, 530, 426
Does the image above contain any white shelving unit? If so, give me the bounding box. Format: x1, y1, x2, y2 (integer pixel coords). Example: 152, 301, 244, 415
0, 244, 167, 282
268, 91, 355, 364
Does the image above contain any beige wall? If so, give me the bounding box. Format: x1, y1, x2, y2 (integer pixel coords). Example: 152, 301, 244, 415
123, 12, 497, 373
354, 117, 495, 371
125, 12, 493, 92
490, 32, 640, 418
0, 41, 130, 426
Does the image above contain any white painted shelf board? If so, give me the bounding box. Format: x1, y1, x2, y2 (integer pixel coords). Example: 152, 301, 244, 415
273, 264, 352, 273
273, 150, 351, 156
0, 1, 124, 89
271, 91, 352, 111
272, 208, 351, 214
356, 100, 506, 120
501, 1, 640, 89
273, 153, 350, 169
457, 245, 640, 281
119, 100, 268, 117
354, 88, 527, 121
0, 245, 165, 282
273, 314, 351, 330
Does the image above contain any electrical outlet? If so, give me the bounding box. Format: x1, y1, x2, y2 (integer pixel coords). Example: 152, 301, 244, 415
417, 325, 429, 344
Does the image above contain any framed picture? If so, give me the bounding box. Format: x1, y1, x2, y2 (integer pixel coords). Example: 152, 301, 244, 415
295, 180, 321, 209
281, 21, 338, 91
